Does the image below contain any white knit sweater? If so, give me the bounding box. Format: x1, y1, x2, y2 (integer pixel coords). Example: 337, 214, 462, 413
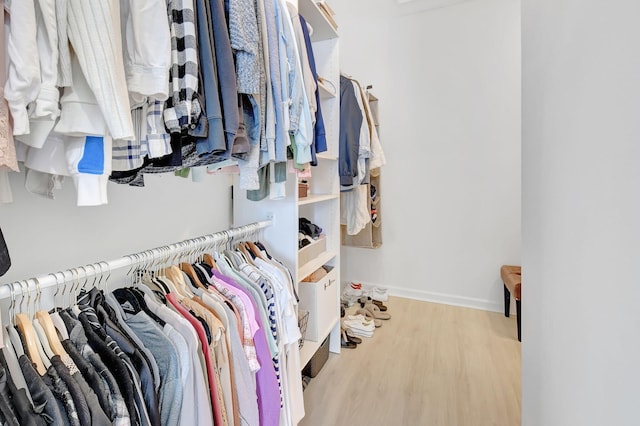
67, 0, 134, 140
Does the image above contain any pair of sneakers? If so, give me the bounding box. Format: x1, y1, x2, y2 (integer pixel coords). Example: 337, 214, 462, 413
342, 282, 364, 306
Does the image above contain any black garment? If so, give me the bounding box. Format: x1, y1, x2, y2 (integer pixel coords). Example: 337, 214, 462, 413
95, 307, 161, 426
70, 370, 111, 426
60, 339, 112, 419
50, 355, 91, 426
78, 312, 148, 426
112, 288, 165, 327
41, 364, 74, 426
82, 289, 160, 426
192, 264, 210, 287
60, 310, 140, 426
191, 311, 212, 344
18, 355, 66, 425
299, 217, 323, 239
0, 365, 20, 426
0, 226, 10, 276
0, 351, 46, 426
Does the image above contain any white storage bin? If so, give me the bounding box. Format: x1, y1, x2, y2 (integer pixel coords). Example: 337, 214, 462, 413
298, 267, 339, 342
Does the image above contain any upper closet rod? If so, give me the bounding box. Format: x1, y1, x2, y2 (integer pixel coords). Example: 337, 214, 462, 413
0, 219, 273, 301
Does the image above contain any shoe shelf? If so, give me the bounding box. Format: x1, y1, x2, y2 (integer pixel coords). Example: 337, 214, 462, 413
298, 250, 337, 281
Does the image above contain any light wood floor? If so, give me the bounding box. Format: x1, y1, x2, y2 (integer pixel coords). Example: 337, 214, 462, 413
299, 297, 521, 426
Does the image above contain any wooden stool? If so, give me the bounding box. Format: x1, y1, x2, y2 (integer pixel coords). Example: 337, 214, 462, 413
500, 265, 521, 341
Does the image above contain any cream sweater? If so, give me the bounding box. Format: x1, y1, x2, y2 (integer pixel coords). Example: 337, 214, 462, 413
67, 0, 134, 140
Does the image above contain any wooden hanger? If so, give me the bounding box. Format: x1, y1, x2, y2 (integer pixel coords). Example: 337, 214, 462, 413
203, 253, 219, 272
163, 267, 181, 289
15, 313, 46, 375
169, 265, 194, 297
32, 277, 66, 357
246, 241, 267, 261
237, 243, 255, 266
180, 262, 207, 290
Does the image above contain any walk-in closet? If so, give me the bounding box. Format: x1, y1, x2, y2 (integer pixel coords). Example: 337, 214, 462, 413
1, 0, 638, 425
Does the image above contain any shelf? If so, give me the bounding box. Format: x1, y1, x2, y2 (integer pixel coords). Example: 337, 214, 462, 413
298, 250, 337, 281
299, 0, 338, 42
299, 339, 321, 369
318, 79, 337, 99
316, 152, 338, 161
298, 193, 339, 205
299, 316, 339, 369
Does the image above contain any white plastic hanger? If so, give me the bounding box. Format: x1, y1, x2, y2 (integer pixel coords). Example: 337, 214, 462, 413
49, 272, 70, 340
32, 320, 53, 368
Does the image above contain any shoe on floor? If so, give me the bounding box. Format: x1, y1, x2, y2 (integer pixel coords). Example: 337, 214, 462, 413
371, 287, 389, 302
364, 303, 391, 320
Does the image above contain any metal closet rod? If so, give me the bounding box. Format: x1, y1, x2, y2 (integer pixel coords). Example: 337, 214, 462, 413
0, 219, 273, 301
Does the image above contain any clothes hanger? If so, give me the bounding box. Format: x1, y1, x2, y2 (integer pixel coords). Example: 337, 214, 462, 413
133, 251, 166, 295
15, 280, 47, 375
32, 320, 54, 367
237, 242, 256, 265
29, 280, 53, 367
49, 272, 70, 341
5, 283, 23, 358
246, 240, 266, 260
181, 262, 207, 290
203, 252, 217, 269
165, 244, 193, 297
162, 246, 185, 294
33, 277, 67, 357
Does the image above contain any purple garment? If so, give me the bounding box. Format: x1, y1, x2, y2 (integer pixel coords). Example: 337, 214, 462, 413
210, 270, 280, 426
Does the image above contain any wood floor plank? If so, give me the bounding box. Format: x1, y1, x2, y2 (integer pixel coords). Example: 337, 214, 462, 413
299, 297, 521, 426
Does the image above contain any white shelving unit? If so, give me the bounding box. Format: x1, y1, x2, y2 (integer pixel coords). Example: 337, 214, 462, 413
233, 0, 341, 374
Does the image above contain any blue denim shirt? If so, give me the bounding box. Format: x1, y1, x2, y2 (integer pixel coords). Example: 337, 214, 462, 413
300, 14, 328, 165
194, 0, 226, 156
210, 0, 240, 157
340, 75, 362, 186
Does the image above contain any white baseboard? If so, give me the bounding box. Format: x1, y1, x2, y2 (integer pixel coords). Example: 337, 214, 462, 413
342, 281, 511, 314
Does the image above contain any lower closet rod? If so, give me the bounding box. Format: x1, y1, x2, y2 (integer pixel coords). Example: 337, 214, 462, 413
0, 219, 273, 301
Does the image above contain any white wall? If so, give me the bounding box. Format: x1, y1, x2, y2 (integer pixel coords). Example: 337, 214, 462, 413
334, 0, 521, 311
522, 1, 640, 424
0, 171, 233, 284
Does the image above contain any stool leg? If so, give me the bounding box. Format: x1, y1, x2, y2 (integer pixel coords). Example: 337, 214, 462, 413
503, 284, 511, 317
516, 299, 521, 342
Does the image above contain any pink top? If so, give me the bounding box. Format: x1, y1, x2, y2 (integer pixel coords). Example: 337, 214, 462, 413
166, 293, 224, 426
